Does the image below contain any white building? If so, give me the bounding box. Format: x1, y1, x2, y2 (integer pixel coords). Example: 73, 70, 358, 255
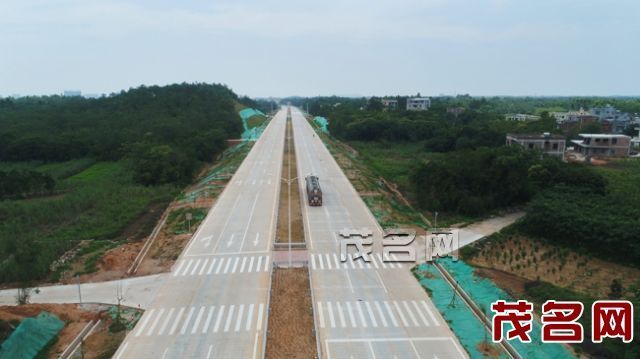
505, 114, 540, 121
551, 107, 589, 123
381, 99, 398, 110
406, 97, 431, 111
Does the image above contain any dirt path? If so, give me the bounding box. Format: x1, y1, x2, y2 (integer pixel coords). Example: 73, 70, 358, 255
265, 267, 317, 359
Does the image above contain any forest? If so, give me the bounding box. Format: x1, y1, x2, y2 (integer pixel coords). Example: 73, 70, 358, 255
0, 83, 244, 284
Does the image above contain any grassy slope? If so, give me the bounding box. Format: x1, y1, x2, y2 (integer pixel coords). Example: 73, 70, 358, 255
0, 160, 176, 283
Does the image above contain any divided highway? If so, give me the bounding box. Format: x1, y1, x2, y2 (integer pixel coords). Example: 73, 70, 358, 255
292, 107, 468, 358
114, 109, 286, 358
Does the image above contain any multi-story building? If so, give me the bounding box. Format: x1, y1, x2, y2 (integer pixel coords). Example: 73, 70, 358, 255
406, 97, 431, 111
381, 99, 398, 110
506, 133, 566, 159
557, 114, 599, 132
552, 107, 590, 123
570, 134, 631, 157
590, 105, 632, 134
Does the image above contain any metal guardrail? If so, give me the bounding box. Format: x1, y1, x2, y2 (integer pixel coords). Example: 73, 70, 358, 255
127, 208, 170, 275
432, 261, 521, 359
58, 319, 101, 359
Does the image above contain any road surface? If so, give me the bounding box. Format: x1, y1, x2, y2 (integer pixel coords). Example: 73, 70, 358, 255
113, 109, 286, 359
292, 107, 468, 359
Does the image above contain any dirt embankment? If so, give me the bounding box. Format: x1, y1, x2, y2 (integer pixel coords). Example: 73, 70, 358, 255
276, 117, 304, 244
0, 303, 139, 359
265, 268, 317, 359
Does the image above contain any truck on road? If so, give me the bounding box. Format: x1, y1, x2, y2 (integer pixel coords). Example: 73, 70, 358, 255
305, 175, 322, 206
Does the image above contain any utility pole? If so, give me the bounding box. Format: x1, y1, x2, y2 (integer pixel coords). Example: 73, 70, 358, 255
434, 211, 438, 231
76, 275, 82, 308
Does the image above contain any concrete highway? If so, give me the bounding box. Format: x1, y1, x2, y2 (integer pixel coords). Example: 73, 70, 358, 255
291, 107, 468, 359
113, 109, 286, 359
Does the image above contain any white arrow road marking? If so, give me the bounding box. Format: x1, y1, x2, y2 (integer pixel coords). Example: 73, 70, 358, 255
253, 233, 260, 246
226, 234, 235, 248
200, 235, 213, 248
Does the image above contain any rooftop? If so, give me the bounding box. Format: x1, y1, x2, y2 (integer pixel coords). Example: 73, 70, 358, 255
507, 133, 565, 140
578, 134, 631, 139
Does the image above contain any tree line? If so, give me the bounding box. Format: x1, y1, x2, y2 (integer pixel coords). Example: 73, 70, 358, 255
0, 83, 243, 186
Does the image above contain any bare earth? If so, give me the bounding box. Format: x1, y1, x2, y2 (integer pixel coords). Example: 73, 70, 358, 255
468, 234, 640, 299
265, 268, 317, 359
0, 303, 118, 359
276, 119, 304, 244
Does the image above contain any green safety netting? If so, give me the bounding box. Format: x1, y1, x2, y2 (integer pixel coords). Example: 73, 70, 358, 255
238, 108, 268, 141
238, 108, 265, 122
0, 312, 64, 359
415, 258, 576, 359
313, 116, 329, 133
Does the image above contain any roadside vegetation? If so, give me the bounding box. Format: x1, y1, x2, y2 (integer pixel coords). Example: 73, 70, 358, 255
0, 83, 247, 285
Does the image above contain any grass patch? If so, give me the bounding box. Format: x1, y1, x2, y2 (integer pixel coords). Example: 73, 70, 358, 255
0, 160, 177, 283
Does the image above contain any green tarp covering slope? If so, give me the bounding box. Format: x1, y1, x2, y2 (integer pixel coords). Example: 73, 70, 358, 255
0, 312, 64, 359
415, 258, 576, 359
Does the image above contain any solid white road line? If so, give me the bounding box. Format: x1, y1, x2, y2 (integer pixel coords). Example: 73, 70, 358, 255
191, 306, 206, 334
135, 309, 155, 336
192, 259, 203, 275
384, 301, 399, 327
317, 301, 325, 328
336, 302, 347, 328
256, 256, 263, 272
224, 305, 235, 332
355, 302, 368, 327
240, 257, 247, 273
393, 301, 409, 327
248, 256, 255, 273
213, 305, 225, 333
421, 301, 441, 326
169, 307, 185, 335
402, 301, 420, 326
325, 254, 332, 269
231, 257, 239, 274
223, 258, 232, 274
173, 261, 185, 277
246, 304, 255, 331
158, 308, 175, 335
207, 258, 217, 275
199, 259, 209, 275
202, 306, 215, 334
327, 301, 336, 328
364, 302, 378, 327
374, 301, 388, 327
181, 260, 193, 276
180, 307, 195, 335
346, 302, 357, 328
147, 308, 165, 336
215, 258, 225, 274
256, 304, 264, 331
264, 255, 269, 271
235, 304, 245, 332
413, 301, 431, 327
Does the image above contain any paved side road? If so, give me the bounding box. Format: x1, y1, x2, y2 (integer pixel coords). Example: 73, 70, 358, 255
0, 274, 166, 308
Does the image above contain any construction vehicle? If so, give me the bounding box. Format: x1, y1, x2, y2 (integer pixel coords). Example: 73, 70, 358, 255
305, 175, 322, 206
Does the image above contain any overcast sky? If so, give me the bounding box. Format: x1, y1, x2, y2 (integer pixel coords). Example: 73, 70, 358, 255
1, 0, 639, 98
